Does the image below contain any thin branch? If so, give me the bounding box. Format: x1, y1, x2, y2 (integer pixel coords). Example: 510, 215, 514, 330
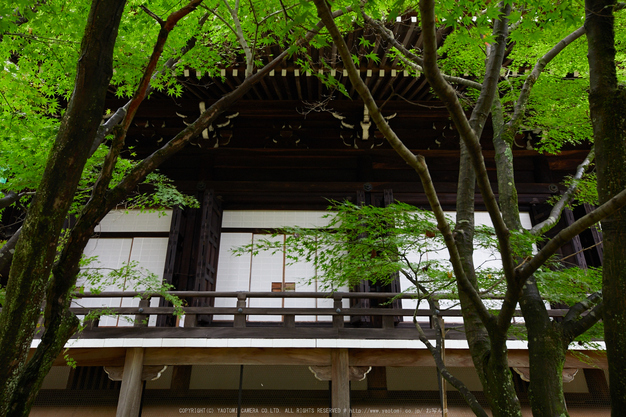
364, 13, 483, 90
559, 240, 603, 264
0, 90, 16, 113
140, 5, 165, 26
247, 0, 260, 66
396, 54, 483, 90
91, 127, 126, 200
91, 12, 209, 154
278, 0, 291, 22
412, 305, 489, 417
312, 0, 495, 327
503, 26, 586, 141
530, 147, 595, 235
518, 186, 626, 280
4, 32, 78, 44
222, 0, 254, 77
259, 7, 290, 25
201, 4, 236, 33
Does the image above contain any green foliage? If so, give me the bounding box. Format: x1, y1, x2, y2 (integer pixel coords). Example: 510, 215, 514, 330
535, 266, 601, 306
235, 201, 600, 324
76, 256, 185, 326
547, 172, 599, 208
127, 172, 199, 210
234, 201, 451, 292
523, 77, 592, 153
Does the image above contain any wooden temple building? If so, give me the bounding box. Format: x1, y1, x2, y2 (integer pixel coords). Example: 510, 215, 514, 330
28, 16, 608, 417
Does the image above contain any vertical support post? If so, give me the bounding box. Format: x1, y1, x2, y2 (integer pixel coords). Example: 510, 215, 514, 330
116, 348, 145, 417
333, 293, 344, 329
283, 314, 296, 328
171, 365, 193, 391
234, 292, 247, 328
367, 366, 388, 398
331, 349, 350, 417
184, 312, 197, 328
382, 314, 394, 329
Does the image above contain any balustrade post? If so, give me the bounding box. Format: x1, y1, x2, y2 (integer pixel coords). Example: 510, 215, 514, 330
333, 293, 344, 329
382, 313, 394, 329
234, 292, 247, 328
84, 313, 99, 330
134, 297, 150, 328
283, 314, 296, 328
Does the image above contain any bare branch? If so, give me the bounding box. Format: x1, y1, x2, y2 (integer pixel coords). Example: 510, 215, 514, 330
201, 4, 236, 33
395, 54, 483, 90
278, 0, 291, 22
559, 240, 603, 264
530, 148, 595, 235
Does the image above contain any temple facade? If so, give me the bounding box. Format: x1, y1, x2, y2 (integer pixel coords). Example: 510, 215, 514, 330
28, 15, 608, 417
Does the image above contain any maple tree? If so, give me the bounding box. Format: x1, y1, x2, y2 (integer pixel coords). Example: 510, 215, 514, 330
0, 0, 351, 415
1, 0, 626, 416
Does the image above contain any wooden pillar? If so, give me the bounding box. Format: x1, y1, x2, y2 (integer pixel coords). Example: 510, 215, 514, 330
116, 348, 145, 417
171, 365, 193, 391
331, 349, 350, 417
584, 368, 610, 399
367, 366, 387, 398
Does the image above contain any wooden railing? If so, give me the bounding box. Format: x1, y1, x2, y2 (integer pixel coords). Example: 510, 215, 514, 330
70, 291, 568, 331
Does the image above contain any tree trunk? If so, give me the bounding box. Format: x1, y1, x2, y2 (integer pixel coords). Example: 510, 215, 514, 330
455, 142, 522, 416
493, 99, 571, 416
0, 0, 127, 415
585, 0, 626, 413
520, 277, 570, 417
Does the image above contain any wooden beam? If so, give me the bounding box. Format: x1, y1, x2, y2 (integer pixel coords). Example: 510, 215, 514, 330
46, 346, 608, 369
104, 365, 166, 381
331, 349, 350, 417
144, 347, 333, 366
116, 348, 145, 417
